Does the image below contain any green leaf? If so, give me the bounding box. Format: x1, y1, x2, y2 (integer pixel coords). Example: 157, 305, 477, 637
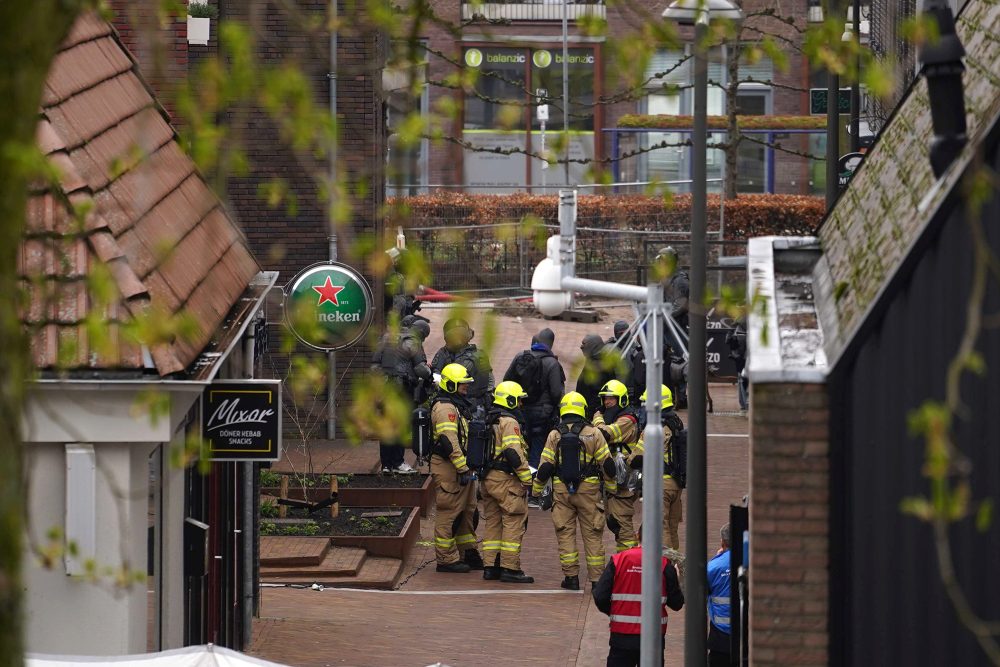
900, 496, 934, 521
975, 500, 994, 532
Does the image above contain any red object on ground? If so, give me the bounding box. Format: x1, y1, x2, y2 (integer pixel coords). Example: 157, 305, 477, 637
418, 287, 461, 302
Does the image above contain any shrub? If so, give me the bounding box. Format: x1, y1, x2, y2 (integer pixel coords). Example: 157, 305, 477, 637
260, 469, 282, 487
187, 2, 219, 19
617, 114, 828, 130
393, 192, 824, 239
260, 498, 279, 518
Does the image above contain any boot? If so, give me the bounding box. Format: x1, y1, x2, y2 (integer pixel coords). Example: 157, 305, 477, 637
463, 550, 485, 571
436, 561, 471, 573
500, 568, 534, 584
483, 567, 501, 581
560, 575, 580, 591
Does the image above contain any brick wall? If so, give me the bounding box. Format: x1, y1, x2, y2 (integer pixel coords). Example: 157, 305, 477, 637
116, 1, 386, 437
749, 381, 830, 666
110, 1, 188, 121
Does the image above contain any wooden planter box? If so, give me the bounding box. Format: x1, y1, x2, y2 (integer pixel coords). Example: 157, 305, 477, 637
338, 474, 434, 518
260, 486, 334, 504
328, 506, 420, 560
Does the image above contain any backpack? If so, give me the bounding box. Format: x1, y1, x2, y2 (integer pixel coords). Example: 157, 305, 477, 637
555, 422, 586, 493
664, 415, 687, 488
508, 350, 544, 404
465, 406, 495, 475
411, 406, 432, 459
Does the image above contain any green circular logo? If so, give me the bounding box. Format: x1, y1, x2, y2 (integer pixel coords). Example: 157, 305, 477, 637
284, 262, 374, 351
532, 50, 552, 68
465, 48, 483, 68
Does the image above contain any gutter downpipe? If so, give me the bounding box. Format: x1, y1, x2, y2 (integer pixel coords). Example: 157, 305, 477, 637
241, 317, 256, 648
327, 1, 339, 440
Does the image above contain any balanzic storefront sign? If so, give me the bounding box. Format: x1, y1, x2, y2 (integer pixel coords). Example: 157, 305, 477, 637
284, 262, 374, 351
202, 380, 282, 461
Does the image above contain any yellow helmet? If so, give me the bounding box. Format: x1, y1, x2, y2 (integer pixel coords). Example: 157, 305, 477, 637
439, 363, 473, 393
559, 392, 588, 419
639, 384, 674, 410
598, 379, 630, 408
494, 381, 527, 409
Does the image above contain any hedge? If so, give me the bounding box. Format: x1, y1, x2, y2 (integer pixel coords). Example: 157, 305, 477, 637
617, 114, 828, 131
390, 192, 825, 239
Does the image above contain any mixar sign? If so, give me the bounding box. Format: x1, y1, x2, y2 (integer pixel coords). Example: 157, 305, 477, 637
202, 380, 282, 461
284, 262, 374, 351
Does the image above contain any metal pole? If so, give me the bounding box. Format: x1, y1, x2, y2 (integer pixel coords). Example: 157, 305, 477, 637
327, 1, 339, 440
685, 14, 709, 667
850, 0, 861, 152
561, 0, 570, 185
241, 325, 257, 648
640, 286, 665, 667
327, 237, 337, 439
825, 0, 841, 209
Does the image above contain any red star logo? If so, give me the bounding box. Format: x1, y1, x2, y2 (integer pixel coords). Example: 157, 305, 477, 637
312, 277, 344, 306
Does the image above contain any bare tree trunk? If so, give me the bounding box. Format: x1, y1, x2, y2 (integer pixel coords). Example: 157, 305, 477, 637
724, 39, 742, 201
0, 4, 84, 663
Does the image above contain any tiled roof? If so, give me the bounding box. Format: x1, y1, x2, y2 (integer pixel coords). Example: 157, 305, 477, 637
20, 12, 260, 377
817, 0, 1000, 364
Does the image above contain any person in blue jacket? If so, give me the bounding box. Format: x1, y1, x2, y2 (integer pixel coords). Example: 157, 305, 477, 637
707, 523, 732, 666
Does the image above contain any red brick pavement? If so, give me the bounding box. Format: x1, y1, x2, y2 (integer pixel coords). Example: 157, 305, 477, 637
251, 308, 749, 666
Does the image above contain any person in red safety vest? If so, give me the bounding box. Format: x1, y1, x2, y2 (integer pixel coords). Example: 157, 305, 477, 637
592, 525, 685, 667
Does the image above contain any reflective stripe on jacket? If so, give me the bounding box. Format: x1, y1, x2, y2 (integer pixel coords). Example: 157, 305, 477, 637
608, 547, 668, 636
707, 549, 732, 634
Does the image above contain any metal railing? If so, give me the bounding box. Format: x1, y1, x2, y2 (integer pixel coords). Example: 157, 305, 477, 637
461, 0, 605, 21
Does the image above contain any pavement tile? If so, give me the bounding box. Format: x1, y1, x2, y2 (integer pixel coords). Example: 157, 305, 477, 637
252, 307, 749, 666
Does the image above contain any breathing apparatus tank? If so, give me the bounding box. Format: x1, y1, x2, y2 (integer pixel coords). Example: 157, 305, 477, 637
411, 406, 432, 461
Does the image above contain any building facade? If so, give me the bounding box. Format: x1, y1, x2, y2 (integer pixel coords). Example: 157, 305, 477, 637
390, 0, 829, 194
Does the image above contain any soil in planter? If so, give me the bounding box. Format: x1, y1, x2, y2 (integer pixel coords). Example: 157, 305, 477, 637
339, 473, 428, 489
261, 506, 408, 537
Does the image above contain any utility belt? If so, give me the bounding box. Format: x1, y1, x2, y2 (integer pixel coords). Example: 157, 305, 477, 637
487, 459, 516, 475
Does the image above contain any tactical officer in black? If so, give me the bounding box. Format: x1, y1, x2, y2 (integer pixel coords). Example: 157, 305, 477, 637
502, 327, 565, 469
372, 319, 432, 473
430, 318, 495, 409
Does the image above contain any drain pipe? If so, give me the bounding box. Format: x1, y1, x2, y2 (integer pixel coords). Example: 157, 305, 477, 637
327, 1, 339, 440
241, 319, 257, 648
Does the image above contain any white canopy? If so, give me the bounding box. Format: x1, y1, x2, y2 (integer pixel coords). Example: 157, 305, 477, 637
28, 645, 291, 667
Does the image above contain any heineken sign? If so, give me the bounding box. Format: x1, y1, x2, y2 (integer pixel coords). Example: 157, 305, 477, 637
202, 380, 282, 461
284, 262, 374, 351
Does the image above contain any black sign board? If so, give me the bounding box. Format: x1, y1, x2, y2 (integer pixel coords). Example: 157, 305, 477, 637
706, 324, 739, 379
202, 380, 282, 461
809, 88, 852, 115
837, 151, 865, 188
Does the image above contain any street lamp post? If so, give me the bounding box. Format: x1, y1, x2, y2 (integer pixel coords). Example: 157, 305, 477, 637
661, 1, 743, 664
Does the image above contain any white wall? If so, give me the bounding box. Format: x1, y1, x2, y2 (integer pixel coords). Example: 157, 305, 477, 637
22, 387, 200, 655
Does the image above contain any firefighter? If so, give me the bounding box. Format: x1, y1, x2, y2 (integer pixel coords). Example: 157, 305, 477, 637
480, 381, 535, 584
635, 385, 687, 551
593, 379, 640, 552
430, 363, 483, 572
532, 392, 618, 589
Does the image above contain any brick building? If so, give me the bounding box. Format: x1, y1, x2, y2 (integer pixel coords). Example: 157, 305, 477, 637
746, 0, 1000, 663
389, 0, 827, 194
111, 1, 386, 435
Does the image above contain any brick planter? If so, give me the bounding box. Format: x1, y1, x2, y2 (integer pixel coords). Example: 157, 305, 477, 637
328, 506, 420, 561
338, 474, 434, 517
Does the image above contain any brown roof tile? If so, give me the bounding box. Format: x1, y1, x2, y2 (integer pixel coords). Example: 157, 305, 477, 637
44, 36, 133, 105
819, 0, 1000, 362
22, 12, 261, 377
61, 12, 112, 51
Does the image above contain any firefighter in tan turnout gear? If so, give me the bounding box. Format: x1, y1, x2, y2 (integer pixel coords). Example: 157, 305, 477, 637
430, 363, 483, 573
592, 380, 640, 552
479, 381, 535, 584
532, 392, 618, 589
634, 385, 687, 551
